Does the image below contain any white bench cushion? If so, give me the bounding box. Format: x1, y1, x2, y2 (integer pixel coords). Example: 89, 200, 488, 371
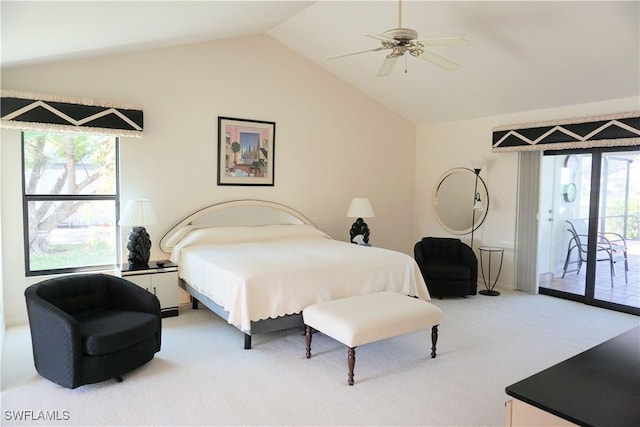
303, 292, 442, 348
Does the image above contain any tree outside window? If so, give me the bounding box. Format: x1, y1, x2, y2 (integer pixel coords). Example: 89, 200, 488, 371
22, 131, 119, 275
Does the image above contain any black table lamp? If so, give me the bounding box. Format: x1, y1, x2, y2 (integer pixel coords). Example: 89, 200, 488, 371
118, 199, 158, 267
346, 198, 375, 245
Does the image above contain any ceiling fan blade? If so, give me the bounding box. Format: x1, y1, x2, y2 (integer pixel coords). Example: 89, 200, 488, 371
324, 46, 387, 60
418, 50, 460, 71
377, 56, 399, 77
419, 36, 469, 47
365, 33, 399, 44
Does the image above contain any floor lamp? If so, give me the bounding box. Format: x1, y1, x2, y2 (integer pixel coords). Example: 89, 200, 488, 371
470, 161, 484, 249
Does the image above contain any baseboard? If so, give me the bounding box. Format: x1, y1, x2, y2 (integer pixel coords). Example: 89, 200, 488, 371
5, 315, 28, 327
0, 315, 5, 362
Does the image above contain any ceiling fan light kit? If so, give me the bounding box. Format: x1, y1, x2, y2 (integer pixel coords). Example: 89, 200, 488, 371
325, 0, 468, 76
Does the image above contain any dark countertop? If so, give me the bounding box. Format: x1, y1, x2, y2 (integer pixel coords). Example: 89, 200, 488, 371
506, 326, 640, 427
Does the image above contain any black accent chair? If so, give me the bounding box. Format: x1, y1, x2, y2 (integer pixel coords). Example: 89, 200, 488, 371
24, 274, 161, 389
414, 237, 478, 298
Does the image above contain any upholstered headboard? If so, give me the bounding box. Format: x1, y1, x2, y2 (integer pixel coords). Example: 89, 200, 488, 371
159, 200, 314, 253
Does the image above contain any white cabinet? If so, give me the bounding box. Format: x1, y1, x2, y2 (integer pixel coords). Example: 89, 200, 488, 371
505, 399, 576, 427
120, 261, 179, 317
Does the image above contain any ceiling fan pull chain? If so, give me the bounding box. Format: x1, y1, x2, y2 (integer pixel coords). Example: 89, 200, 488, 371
405, 53, 408, 74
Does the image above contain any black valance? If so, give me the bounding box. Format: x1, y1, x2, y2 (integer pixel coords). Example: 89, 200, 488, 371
492, 111, 639, 152
1, 90, 143, 137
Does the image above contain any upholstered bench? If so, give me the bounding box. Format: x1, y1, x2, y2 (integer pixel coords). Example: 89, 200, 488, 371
303, 292, 442, 385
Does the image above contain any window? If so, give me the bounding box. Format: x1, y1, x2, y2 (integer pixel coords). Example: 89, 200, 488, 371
22, 131, 119, 276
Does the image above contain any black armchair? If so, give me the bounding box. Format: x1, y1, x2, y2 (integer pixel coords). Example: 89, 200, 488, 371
24, 274, 161, 389
414, 237, 478, 298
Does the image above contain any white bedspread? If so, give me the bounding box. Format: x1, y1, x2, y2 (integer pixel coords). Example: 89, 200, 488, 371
170, 225, 430, 332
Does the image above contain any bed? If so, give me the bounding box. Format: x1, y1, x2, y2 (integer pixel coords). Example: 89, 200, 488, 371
160, 200, 430, 348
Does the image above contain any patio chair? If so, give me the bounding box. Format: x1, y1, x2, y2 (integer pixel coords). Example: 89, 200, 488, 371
561, 220, 628, 286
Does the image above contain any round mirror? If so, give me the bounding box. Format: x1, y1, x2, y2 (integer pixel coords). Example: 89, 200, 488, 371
433, 167, 489, 235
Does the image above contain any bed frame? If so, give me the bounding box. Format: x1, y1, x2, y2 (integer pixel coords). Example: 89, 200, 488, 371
160, 199, 315, 349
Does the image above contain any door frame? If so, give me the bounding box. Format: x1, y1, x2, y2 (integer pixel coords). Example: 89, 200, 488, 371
538, 146, 639, 316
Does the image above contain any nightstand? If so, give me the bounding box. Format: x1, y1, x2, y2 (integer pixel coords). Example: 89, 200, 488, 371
119, 260, 179, 317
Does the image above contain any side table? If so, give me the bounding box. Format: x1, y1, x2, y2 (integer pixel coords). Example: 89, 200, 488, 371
478, 246, 504, 296
119, 260, 179, 317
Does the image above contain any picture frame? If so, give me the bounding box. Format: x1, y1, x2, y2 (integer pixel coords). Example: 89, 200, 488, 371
217, 116, 275, 186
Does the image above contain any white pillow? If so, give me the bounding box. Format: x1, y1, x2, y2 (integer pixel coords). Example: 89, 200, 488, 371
169, 224, 330, 263
164, 225, 197, 247
178, 224, 329, 247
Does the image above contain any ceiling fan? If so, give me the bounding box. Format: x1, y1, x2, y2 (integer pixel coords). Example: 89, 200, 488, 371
325, 0, 468, 76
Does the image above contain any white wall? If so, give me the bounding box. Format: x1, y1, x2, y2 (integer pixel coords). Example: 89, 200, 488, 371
415, 96, 640, 291
1, 35, 416, 325
0, 127, 4, 352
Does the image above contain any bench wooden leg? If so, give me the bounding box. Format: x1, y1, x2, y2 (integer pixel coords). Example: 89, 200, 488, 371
305, 325, 312, 359
431, 325, 439, 358
348, 347, 356, 386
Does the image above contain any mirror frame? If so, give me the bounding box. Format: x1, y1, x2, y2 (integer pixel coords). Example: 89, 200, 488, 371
433, 167, 489, 235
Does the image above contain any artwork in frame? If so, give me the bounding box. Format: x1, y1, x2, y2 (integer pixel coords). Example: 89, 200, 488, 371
217, 116, 275, 186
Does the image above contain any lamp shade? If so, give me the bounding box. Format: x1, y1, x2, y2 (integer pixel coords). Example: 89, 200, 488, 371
118, 199, 158, 227
346, 198, 375, 218
470, 160, 483, 173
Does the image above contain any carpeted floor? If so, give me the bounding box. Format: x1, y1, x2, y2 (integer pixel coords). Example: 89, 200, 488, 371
2, 290, 638, 426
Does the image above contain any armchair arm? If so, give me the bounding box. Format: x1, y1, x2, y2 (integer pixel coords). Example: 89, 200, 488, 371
24, 289, 83, 388
582, 233, 615, 255
598, 231, 627, 249
106, 275, 161, 315
414, 242, 427, 278
574, 233, 594, 251
577, 231, 625, 255
460, 244, 478, 294
106, 275, 162, 352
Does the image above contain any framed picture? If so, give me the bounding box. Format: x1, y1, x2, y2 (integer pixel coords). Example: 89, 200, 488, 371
217, 116, 275, 186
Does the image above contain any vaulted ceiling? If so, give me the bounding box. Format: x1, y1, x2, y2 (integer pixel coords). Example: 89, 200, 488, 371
2, 1, 638, 124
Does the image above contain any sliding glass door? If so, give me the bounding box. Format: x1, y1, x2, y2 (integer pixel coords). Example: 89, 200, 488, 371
538, 148, 639, 315
593, 152, 637, 307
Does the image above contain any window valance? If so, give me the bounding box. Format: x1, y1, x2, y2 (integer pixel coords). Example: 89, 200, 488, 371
492, 111, 639, 152
1, 90, 143, 138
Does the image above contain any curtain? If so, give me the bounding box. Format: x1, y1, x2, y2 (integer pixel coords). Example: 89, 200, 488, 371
514, 151, 541, 293
1, 90, 143, 138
